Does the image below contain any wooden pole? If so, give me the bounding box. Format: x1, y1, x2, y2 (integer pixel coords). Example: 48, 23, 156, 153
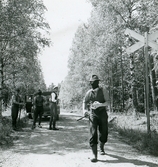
144, 32, 150, 135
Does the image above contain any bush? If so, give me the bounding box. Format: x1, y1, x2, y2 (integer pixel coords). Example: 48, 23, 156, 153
0, 116, 28, 147
0, 117, 13, 146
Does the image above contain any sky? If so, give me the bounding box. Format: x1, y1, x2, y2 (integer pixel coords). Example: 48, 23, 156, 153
39, 0, 92, 87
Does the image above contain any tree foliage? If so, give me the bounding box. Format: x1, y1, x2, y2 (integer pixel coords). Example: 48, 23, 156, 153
60, 0, 158, 113
0, 0, 50, 118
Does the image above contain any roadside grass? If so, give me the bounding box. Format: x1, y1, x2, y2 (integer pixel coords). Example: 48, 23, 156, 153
116, 126, 158, 156
0, 117, 13, 146
110, 113, 158, 157
0, 116, 28, 147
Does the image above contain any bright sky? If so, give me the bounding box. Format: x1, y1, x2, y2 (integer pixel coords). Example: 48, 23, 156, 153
39, 0, 92, 87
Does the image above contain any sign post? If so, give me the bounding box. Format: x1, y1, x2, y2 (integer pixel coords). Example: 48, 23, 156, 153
144, 32, 150, 134
125, 28, 158, 134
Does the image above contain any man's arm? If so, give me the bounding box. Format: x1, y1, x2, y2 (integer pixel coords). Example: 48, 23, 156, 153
33, 96, 36, 109
83, 101, 90, 117
82, 92, 91, 117
12, 95, 24, 105
42, 96, 46, 103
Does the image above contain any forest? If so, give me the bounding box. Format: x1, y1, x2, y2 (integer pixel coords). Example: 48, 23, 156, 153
1, 0, 158, 119
0, 0, 50, 119
59, 0, 158, 116
0, 0, 158, 156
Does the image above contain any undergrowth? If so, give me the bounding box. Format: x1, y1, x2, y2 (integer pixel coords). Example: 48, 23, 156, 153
0, 117, 13, 146
111, 119, 158, 157
0, 116, 28, 147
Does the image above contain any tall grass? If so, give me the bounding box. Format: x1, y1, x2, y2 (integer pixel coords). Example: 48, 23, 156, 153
0, 117, 13, 146
0, 116, 28, 147
112, 123, 158, 156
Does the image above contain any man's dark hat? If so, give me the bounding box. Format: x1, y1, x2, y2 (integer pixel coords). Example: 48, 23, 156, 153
37, 89, 42, 94
53, 86, 58, 89
89, 75, 100, 82
15, 88, 20, 92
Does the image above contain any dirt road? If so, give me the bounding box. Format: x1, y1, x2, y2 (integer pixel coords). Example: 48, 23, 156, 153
0, 112, 158, 167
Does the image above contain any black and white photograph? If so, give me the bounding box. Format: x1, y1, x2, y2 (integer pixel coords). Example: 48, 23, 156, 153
0, 0, 158, 166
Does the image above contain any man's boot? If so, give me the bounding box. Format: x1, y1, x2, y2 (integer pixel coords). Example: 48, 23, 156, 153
12, 125, 17, 131
100, 142, 105, 155
91, 144, 97, 162
49, 122, 53, 130
49, 123, 53, 130
52, 122, 59, 130
28, 113, 33, 119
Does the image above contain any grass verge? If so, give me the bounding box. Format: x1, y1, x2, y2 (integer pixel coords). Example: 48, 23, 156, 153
110, 114, 158, 157
0, 116, 28, 147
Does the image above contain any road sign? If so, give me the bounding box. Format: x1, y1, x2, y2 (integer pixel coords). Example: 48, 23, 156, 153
125, 28, 158, 135
125, 28, 158, 53
126, 41, 144, 53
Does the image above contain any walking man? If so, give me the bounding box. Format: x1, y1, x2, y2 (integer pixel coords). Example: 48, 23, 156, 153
83, 75, 109, 162
11, 88, 24, 131
32, 89, 45, 129
49, 86, 59, 130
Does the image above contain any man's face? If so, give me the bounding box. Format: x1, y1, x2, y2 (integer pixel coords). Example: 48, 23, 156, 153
38, 92, 42, 96
90, 80, 99, 89
16, 90, 20, 95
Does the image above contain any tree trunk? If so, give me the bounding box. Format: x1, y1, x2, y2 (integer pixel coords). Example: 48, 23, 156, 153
109, 64, 113, 113
0, 59, 3, 119
149, 53, 158, 111
120, 49, 125, 112
130, 54, 139, 117
107, 56, 113, 113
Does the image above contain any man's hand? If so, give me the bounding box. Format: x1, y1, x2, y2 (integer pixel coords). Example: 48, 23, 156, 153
83, 110, 90, 118
91, 101, 101, 109
20, 102, 25, 106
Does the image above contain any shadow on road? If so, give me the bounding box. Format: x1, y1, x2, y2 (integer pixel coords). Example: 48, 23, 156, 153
100, 153, 158, 167
8, 112, 158, 167
11, 113, 90, 155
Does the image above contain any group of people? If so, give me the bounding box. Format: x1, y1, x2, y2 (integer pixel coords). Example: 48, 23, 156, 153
11, 74, 109, 163
11, 86, 59, 131
31, 87, 59, 130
